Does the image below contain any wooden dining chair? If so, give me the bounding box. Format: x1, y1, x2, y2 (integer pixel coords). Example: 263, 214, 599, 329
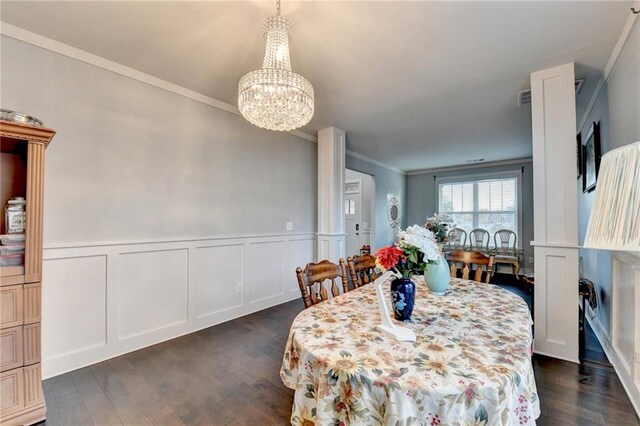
296, 259, 349, 309
493, 229, 520, 277
469, 228, 490, 253
446, 227, 467, 251
347, 254, 381, 289
447, 250, 494, 283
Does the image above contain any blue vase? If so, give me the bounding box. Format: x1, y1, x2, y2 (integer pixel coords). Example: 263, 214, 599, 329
424, 250, 450, 295
390, 278, 415, 321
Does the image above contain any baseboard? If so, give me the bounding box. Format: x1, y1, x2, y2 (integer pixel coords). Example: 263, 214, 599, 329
587, 315, 640, 417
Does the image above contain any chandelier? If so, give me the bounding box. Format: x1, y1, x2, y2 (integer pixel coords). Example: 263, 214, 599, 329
238, 0, 314, 131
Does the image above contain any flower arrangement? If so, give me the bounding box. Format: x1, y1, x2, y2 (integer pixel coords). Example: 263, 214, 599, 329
375, 225, 440, 278
424, 213, 455, 243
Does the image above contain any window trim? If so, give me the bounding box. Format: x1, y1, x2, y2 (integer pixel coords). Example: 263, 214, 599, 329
435, 170, 523, 248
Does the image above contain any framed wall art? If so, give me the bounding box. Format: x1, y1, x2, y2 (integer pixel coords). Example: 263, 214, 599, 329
582, 121, 601, 193
387, 193, 400, 229
576, 132, 582, 180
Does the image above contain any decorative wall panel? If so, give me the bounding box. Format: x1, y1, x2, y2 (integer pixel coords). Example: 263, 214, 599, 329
42, 233, 315, 378
42, 256, 107, 360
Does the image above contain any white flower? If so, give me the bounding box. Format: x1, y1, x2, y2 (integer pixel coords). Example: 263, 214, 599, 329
426, 213, 455, 226
397, 225, 440, 261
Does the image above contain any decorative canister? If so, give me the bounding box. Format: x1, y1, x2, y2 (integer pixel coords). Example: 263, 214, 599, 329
390, 277, 415, 321
5, 197, 26, 234
424, 245, 450, 295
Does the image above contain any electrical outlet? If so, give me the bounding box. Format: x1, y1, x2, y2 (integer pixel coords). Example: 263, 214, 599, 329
528, 257, 534, 264
286, 222, 294, 231
235, 283, 243, 295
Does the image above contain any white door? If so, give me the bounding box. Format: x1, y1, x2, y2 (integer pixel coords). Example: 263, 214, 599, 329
345, 182, 362, 257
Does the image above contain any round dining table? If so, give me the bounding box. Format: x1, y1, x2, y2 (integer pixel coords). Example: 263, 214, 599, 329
281, 277, 540, 425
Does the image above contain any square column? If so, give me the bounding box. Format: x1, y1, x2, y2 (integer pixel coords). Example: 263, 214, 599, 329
530, 62, 580, 362
317, 127, 346, 262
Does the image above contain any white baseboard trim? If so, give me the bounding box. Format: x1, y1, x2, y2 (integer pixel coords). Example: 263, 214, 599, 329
587, 315, 640, 417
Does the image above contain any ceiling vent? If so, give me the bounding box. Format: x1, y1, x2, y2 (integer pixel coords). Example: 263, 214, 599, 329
518, 78, 585, 107
465, 158, 485, 164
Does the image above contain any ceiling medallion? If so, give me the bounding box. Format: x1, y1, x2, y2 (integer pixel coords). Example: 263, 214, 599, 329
238, 0, 314, 132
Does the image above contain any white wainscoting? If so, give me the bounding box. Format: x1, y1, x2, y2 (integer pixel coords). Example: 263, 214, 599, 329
533, 245, 579, 363
588, 252, 640, 416
41, 233, 316, 379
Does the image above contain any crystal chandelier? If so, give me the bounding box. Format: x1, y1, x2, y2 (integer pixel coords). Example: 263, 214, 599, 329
238, 0, 314, 131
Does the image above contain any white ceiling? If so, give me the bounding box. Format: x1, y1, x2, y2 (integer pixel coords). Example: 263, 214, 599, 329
0, 1, 632, 171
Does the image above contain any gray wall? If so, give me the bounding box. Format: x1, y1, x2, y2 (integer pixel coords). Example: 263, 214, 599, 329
345, 153, 406, 249
577, 19, 640, 336
1, 36, 317, 245
407, 161, 534, 272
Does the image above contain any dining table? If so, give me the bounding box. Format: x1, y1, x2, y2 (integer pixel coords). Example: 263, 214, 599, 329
281, 276, 540, 425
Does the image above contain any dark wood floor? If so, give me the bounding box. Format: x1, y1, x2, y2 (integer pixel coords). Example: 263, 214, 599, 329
41, 287, 639, 425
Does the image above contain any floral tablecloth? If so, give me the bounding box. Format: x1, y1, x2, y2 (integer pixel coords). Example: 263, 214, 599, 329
281, 277, 540, 425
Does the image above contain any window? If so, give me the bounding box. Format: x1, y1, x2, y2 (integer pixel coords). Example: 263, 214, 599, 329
438, 173, 520, 246
345, 199, 356, 215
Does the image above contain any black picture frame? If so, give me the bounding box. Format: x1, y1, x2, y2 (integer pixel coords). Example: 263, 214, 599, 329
576, 132, 582, 180
582, 121, 601, 193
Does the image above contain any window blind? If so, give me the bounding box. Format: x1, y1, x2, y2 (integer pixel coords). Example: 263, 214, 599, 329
439, 176, 518, 245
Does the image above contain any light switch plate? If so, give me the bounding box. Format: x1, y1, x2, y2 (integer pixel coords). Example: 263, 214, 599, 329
235, 283, 243, 294
286, 222, 294, 231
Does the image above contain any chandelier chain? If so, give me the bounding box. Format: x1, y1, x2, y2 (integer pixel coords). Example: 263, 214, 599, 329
277, 0, 281, 16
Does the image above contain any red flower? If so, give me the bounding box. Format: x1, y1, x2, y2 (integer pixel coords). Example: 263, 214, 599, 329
375, 246, 404, 271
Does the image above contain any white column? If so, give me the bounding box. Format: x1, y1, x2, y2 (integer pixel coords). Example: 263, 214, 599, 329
317, 127, 346, 262
530, 62, 580, 363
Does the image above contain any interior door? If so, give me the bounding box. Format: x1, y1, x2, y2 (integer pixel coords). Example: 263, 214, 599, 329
345, 188, 362, 257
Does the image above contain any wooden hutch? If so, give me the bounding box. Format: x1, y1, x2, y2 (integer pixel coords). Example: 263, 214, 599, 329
0, 120, 55, 425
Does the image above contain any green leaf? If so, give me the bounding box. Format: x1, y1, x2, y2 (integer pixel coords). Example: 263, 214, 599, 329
474, 404, 489, 424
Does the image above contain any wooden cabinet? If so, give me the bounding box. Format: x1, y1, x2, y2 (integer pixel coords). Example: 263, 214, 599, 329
0, 120, 54, 426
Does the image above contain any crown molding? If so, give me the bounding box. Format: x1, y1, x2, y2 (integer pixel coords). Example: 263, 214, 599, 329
406, 157, 533, 176
0, 22, 318, 143
345, 149, 406, 175
577, 3, 639, 132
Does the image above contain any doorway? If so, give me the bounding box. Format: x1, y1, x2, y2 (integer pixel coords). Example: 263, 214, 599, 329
345, 169, 375, 257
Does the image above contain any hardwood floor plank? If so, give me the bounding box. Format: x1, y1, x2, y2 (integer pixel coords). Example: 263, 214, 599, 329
110, 396, 155, 426
152, 412, 187, 426
48, 372, 79, 400
90, 362, 131, 401
42, 380, 62, 426
70, 367, 103, 398
54, 391, 93, 426
82, 392, 123, 426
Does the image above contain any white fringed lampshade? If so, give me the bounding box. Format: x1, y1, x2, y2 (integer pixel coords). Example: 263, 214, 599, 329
583, 141, 640, 252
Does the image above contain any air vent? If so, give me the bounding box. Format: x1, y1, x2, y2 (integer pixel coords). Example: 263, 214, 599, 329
518, 78, 585, 107
465, 158, 485, 164
517, 90, 532, 107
